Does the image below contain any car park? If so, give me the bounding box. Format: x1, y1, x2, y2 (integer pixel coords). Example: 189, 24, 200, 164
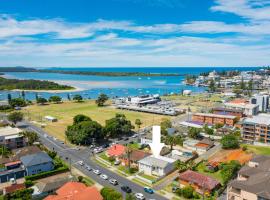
109, 179, 118, 185
121, 186, 132, 193
135, 193, 145, 200
144, 187, 154, 194
93, 169, 101, 175
100, 174, 108, 180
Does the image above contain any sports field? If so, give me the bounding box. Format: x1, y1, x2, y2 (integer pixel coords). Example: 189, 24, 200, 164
23, 100, 171, 141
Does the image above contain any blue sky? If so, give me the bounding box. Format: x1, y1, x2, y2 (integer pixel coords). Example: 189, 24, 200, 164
0, 0, 270, 67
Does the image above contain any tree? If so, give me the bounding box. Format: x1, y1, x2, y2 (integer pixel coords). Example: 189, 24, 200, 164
188, 127, 201, 139
181, 185, 195, 199
8, 112, 23, 125
160, 118, 172, 135
35, 93, 39, 102
203, 124, 214, 135
0, 145, 11, 157
175, 160, 195, 172
221, 134, 239, 149
67, 94, 71, 101
20, 131, 39, 145
125, 194, 136, 200
73, 114, 91, 124
7, 94, 12, 105
78, 176, 83, 182
49, 95, 62, 103
240, 77, 246, 90
220, 160, 241, 184
73, 94, 83, 102
21, 90, 25, 100
66, 119, 104, 145
209, 79, 216, 92
96, 93, 109, 106
47, 150, 57, 159
4, 188, 34, 200
104, 114, 134, 138
135, 119, 142, 131
36, 97, 47, 105
100, 187, 122, 200
164, 135, 183, 150
9, 98, 26, 107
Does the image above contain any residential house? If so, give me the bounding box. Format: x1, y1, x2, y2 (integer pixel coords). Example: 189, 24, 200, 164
242, 113, 270, 144
227, 155, 270, 200
0, 126, 26, 149
3, 183, 25, 195
32, 174, 73, 198
183, 139, 214, 155
138, 155, 176, 177
106, 144, 126, 160
179, 170, 220, 195
20, 152, 54, 176
44, 182, 103, 200
121, 150, 150, 168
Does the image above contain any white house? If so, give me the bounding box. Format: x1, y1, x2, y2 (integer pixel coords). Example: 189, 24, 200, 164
0, 126, 25, 149
138, 155, 176, 177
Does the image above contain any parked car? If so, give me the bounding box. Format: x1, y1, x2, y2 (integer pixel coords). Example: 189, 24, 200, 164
135, 193, 145, 200
121, 186, 132, 193
85, 165, 91, 171
93, 169, 101, 175
109, 179, 118, 185
78, 161, 84, 166
144, 187, 154, 194
123, 137, 129, 141
131, 134, 138, 138
100, 174, 108, 180
172, 186, 180, 193
75, 147, 80, 151
102, 144, 110, 148
114, 160, 121, 165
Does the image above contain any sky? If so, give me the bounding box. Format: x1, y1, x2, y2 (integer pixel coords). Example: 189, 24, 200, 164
0, 0, 270, 67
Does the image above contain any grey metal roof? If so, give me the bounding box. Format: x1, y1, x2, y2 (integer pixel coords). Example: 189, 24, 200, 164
20, 152, 52, 167
138, 155, 175, 168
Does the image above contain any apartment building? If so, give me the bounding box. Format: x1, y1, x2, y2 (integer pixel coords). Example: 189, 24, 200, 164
0, 126, 25, 149
192, 113, 237, 126
242, 114, 270, 144
212, 107, 244, 118
250, 94, 269, 112
227, 155, 270, 200
224, 100, 259, 116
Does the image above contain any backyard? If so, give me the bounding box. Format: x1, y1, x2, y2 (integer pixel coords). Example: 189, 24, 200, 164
243, 144, 270, 155
22, 100, 171, 141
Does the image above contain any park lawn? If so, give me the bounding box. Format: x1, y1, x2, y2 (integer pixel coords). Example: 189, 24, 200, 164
195, 162, 223, 184
243, 144, 270, 155
23, 100, 171, 141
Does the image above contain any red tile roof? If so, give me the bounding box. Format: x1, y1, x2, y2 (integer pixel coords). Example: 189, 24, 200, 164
4, 161, 21, 167
107, 144, 126, 157
179, 170, 220, 191
44, 182, 103, 200
4, 183, 25, 194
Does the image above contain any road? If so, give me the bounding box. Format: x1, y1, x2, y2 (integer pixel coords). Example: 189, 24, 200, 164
23, 121, 167, 200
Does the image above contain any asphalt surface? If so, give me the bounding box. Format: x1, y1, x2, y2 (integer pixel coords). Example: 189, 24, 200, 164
23, 121, 167, 200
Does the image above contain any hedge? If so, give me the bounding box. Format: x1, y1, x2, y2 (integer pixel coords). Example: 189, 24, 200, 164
25, 165, 69, 181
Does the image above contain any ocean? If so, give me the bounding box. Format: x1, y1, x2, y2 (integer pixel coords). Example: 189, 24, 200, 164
0, 67, 260, 101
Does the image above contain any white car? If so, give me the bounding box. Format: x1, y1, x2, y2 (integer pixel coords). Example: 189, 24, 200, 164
100, 174, 108, 180
93, 169, 101, 175
85, 165, 91, 171
135, 193, 145, 200
78, 161, 84, 166
109, 179, 118, 185
131, 134, 138, 138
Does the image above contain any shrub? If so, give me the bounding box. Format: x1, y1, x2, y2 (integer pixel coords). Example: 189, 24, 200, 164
100, 187, 122, 200
181, 185, 194, 199
25, 180, 34, 188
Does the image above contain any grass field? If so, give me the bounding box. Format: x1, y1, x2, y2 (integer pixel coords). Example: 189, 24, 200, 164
243, 144, 270, 155
23, 100, 171, 141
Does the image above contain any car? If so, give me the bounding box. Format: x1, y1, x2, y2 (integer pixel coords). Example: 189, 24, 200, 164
100, 174, 108, 180
75, 147, 80, 151
89, 144, 95, 148
144, 187, 154, 194
93, 169, 101, 175
135, 193, 145, 200
114, 160, 121, 165
85, 165, 91, 171
109, 179, 118, 185
102, 144, 109, 148
53, 137, 57, 141
123, 137, 129, 141
93, 147, 103, 153
60, 141, 64, 144
131, 134, 137, 138
78, 161, 84, 166
172, 186, 180, 193
121, 186, 132, 193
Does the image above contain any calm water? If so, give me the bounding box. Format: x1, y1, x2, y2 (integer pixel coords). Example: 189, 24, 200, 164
0, 67, 260, 101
